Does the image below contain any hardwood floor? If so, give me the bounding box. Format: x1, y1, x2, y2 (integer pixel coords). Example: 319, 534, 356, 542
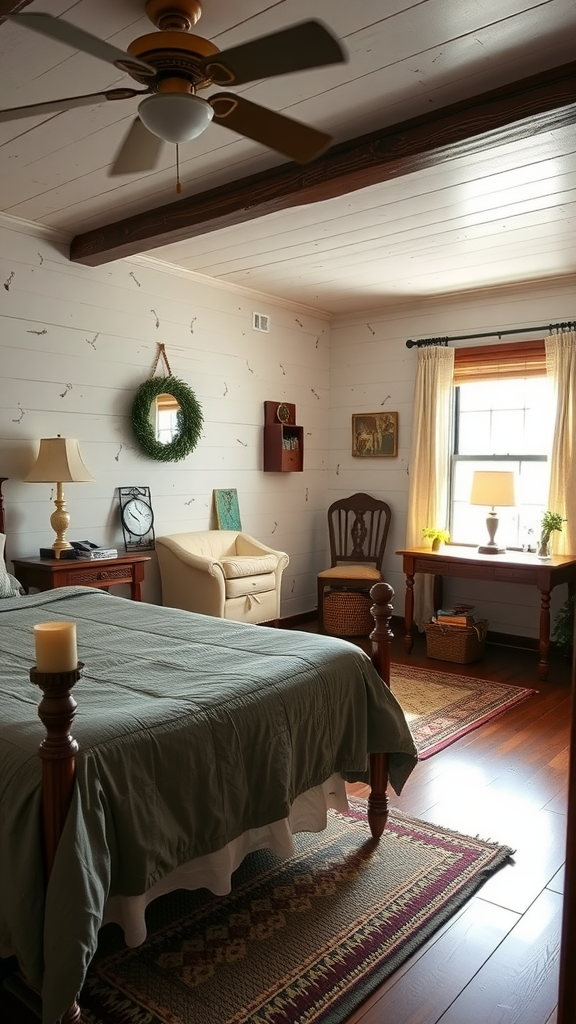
1, 622, 571, 1024
344, 624, 571, 1024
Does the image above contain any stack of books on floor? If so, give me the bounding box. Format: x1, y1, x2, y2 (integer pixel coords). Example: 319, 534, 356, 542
425, 605, 487, 663
432, 604, 476, 627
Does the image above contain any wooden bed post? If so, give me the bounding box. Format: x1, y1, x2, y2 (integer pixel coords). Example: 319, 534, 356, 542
369, 581, 393, 685
366, 581, 394, 839
0, 478, 7, 536
31, 664, 83, 1023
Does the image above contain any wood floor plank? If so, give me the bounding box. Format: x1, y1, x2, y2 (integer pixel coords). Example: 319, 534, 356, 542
437, 888, 563, 1024
419, 805, 566, 915
545, 777, 569, 814
354, 897, 518, 1024
547, 865, 565, 894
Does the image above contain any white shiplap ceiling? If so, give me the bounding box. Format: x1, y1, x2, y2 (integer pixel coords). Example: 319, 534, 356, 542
1, 0, 575, 314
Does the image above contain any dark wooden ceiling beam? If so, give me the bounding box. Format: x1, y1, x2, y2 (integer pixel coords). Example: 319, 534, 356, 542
0, 0, 35, 21
70, 60, 576, 266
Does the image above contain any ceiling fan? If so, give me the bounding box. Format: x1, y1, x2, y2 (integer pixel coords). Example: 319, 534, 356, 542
1, 0, 347, 176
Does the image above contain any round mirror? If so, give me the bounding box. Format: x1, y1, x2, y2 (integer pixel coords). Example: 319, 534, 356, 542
131, 376, 203, 462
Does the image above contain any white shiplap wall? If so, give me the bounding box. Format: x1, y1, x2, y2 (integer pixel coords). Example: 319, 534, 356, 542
2, 213, 574, 639
329, 277, 576, 641
0, 217, 331, 614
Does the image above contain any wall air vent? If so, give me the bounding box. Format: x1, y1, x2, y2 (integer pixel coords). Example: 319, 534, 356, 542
253, 312, 270, 332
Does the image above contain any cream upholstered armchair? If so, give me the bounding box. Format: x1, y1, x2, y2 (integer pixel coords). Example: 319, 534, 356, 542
156, 531, 289, 625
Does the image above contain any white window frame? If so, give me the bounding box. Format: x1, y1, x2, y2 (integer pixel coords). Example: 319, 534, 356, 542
448, 372, 554, 552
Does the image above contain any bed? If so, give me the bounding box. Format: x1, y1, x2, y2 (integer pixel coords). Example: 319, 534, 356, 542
0, 485, 417, 1024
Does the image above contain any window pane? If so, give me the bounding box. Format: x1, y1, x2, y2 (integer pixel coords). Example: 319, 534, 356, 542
458, 410, 491, 454
516, 462, 551, 550
452, 459, 523, 548
450, 375, 554, 549
491, 409, 524, 453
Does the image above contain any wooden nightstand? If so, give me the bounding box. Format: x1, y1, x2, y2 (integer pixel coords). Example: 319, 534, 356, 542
12, 553, 151, 602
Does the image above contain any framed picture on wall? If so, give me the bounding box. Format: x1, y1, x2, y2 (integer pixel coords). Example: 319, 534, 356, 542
213, 488, 242, 530
352, 412, 398, 458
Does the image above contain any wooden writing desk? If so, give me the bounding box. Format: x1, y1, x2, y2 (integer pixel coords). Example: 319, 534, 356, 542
396, 545, 576, 681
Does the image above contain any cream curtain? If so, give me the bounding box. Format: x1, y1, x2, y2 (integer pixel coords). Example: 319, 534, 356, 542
406, 345, 455, 626
545, 331, 576, 556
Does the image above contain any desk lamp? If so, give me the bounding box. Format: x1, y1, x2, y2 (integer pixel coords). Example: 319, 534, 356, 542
470, 470, 516, 555
24, 436, 95, 558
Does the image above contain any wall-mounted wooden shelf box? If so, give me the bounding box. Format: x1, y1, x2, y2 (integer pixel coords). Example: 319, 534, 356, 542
263, 401, 303, 472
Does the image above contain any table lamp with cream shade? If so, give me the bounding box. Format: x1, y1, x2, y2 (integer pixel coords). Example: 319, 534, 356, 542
24, 436, 95, 558
470, 470, 517, 555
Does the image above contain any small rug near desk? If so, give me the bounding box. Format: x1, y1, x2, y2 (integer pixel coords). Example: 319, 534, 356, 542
80, 804, 512, 1024
391, 663, 536, 759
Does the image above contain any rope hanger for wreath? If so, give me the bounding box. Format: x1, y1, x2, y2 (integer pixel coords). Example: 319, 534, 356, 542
151, 342, 172, 377
131, 343, 204, 463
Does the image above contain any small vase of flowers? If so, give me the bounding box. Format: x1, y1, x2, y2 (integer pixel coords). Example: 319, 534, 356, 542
422, 527, 450, 552
537, 510, 565, 560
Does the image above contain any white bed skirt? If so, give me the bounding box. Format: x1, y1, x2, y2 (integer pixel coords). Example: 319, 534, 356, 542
103, 774, 350, 947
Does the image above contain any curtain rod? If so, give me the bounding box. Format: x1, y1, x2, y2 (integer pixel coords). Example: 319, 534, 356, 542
405, 320, 576, 348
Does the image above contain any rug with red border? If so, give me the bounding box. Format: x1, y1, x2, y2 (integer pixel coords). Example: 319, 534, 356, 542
390, 662, 536, 758
79, 802, 513, 1024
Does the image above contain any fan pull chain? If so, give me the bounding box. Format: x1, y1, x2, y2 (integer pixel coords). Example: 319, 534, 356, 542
176, 144, 182, 194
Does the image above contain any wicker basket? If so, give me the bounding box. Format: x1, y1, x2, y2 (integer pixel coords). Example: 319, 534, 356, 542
323, 590, 374, 637
424, 619, 488, 664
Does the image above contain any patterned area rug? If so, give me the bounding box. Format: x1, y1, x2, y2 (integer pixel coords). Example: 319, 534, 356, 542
390, 663, 536, 759
80, 804, 512, 1024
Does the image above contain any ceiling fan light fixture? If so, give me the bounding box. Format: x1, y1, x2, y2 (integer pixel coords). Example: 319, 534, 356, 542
138, 92, 213, 143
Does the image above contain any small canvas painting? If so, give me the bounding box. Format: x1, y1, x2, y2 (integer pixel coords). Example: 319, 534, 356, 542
213, 489, 242, 530
352, 412, 398, 458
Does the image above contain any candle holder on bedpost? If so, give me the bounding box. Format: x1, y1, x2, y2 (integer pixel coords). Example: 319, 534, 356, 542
30, 662, 83, 879
367, 582, 394, 840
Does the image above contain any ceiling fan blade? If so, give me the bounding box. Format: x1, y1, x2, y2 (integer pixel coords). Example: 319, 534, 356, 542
8, 12, 156, 77
199, 20, 346, 87
0, 88, 145, 124
109, 117, 165, 176
209, 93, 332, 163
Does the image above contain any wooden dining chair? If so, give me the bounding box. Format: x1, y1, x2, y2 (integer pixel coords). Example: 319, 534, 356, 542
317, 492, 392, 633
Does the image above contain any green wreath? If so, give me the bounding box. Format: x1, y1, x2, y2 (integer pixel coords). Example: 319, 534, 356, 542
131, 376, 203, 463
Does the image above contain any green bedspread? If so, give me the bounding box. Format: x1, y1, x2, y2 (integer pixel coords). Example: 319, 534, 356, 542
0, 587, 417, 1024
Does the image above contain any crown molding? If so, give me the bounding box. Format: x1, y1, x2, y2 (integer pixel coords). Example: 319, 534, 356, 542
0, 212, 71, 244
126, 253, 333, 319
332, 273, 576, 325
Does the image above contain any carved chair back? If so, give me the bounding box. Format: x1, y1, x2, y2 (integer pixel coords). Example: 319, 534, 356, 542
327, 492, 391, 570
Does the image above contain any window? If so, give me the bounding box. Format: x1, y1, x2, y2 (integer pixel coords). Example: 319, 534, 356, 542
449, 343, 555, 551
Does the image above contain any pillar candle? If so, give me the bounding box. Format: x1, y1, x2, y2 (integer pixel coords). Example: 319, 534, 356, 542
34, 621, 78, 672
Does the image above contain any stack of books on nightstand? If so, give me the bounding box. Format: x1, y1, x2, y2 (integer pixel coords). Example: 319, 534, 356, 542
39, 546, 118, 561
81, 547, 118, 561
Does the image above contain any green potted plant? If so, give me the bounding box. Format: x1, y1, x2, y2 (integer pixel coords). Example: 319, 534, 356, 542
422, 527, 450, 552
537, 510, 565, 560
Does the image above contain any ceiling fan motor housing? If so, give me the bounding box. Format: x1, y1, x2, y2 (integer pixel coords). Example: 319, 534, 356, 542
127, 31, 219, 90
